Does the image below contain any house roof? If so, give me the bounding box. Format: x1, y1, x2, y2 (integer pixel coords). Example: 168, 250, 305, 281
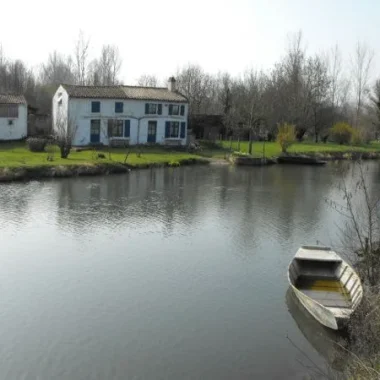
61, 84, 188, 103
0, 94, 27, 105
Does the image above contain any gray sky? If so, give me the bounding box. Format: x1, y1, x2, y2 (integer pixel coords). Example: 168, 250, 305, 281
1, 0, 379, 84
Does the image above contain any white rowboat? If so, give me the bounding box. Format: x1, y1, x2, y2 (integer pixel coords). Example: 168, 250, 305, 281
288, 246, 363, 330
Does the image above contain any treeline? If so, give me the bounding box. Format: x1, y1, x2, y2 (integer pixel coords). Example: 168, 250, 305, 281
173, 32, 380, 142
0, 31, 123, 114
1, 31, 380, 142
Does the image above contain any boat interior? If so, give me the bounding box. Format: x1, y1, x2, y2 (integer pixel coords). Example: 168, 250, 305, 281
289, 258, 362, 311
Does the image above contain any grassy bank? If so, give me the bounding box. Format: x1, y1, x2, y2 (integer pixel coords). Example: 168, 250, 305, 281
219, 140, 380, 158
0, 142, 210, 182
0, 142, 205, 168
1, 140, 380, 182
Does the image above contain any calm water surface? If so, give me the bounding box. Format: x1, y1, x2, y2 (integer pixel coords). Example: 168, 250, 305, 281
1, 162, 379, 379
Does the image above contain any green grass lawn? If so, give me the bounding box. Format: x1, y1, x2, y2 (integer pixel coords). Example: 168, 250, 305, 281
1, 140, 380, 169
0, 143, 200, 168
220, 141, 380, 158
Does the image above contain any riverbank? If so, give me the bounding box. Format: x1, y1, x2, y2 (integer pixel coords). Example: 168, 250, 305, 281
219, 140, 380, 158
0, 158, 209, 183
1, 141, 380, 182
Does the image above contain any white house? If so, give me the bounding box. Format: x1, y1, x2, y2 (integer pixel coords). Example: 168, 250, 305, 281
52, 77, 189, 146
0, 94, 27, 140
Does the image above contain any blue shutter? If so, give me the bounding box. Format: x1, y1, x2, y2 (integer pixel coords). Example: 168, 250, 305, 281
168, 105, 173, 115
158, 104, 162, 115
145, 103, 149, 114
124, 120, 130, 137
180, 105, 185, 116
180, 122, 186, 138
165, 121, 170, 138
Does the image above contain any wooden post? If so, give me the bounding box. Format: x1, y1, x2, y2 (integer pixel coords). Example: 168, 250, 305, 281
237, 137, 240, 151
263, 140, 266, 159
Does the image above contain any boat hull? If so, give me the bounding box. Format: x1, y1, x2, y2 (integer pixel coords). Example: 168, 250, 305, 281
277, 156, 326, 165
290, 286, 343, 330
288, 246, 363, 330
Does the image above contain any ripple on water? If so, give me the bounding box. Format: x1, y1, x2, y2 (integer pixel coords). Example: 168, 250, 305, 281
0, 164, 375, 380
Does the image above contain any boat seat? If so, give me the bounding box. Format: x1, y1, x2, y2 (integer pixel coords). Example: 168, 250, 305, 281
300, 289, 352, 308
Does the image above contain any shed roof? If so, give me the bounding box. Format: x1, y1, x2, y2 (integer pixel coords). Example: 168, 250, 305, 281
61, 84, 188, 103
0, 94, 27, 105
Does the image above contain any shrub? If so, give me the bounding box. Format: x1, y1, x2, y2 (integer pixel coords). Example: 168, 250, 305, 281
359, 127, 373, 144
276, 123, 296, 153
168, 160, 180, 167
351, 129, 363, 145
330, 122, 354, 145
26, 137, 47, 152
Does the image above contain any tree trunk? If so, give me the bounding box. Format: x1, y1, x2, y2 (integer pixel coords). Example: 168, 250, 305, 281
248, 129, 253, 155
60, 145, 71, 159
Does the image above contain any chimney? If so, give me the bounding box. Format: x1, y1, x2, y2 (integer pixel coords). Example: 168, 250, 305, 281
168, 76, 176, 92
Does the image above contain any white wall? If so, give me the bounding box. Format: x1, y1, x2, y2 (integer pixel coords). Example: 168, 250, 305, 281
52, 86, 69, 134
66, 98, 188, 146
0, 104, 27, 140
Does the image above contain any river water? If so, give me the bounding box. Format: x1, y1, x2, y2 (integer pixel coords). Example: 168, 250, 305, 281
0, 162, 379, 379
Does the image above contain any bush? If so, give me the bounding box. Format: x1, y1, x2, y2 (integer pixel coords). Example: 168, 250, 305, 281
330, 122, 354, 145
26, 137, 47, 152
351, 129, 363, 145
359, 127, 373, 144
276, 123, 296, 153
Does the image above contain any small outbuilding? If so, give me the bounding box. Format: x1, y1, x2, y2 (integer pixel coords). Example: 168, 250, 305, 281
0, 94, 27, 140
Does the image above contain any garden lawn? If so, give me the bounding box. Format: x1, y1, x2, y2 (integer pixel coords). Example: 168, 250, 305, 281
0, 143, 200, 168
220, 141, 380, 158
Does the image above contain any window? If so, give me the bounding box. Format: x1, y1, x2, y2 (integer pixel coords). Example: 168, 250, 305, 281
180, 105, 185, 116
108, 119, 124, 137
165, 121, 179, 138
8, 120, 13, 126
170, 122, 179, 137
91, 101, 100, 113
145, 103, 162, 115
145, 103, 156, 114
0, 105, 18, 118
165, 121, 186, 139
115, 102, 123, 113
169, 104, 179, 115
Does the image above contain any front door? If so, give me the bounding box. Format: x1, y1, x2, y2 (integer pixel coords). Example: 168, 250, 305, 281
147, 121, 157, 143
90, 120, 100, 143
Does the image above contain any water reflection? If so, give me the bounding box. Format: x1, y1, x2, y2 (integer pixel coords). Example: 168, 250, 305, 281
1, 163, 379, 379
286, 287, 348, 372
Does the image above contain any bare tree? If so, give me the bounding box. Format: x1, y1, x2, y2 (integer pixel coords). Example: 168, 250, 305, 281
328, 162, 380, 286
137, 74, 158, 87
351, 42, 374, 128
176, 64, 214, 117
284, 30, 306, 128
91, 44, 123, 85
54, 110, 78, 158
371, 80, 380, 139
328, 45, 340, 108
40, 51, 75, 85
73, 30, 90, 85
303, 55, 330, 141
242, 69, 267, 153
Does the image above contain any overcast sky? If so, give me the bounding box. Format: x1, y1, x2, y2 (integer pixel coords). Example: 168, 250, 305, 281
1, 0, 379, 84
